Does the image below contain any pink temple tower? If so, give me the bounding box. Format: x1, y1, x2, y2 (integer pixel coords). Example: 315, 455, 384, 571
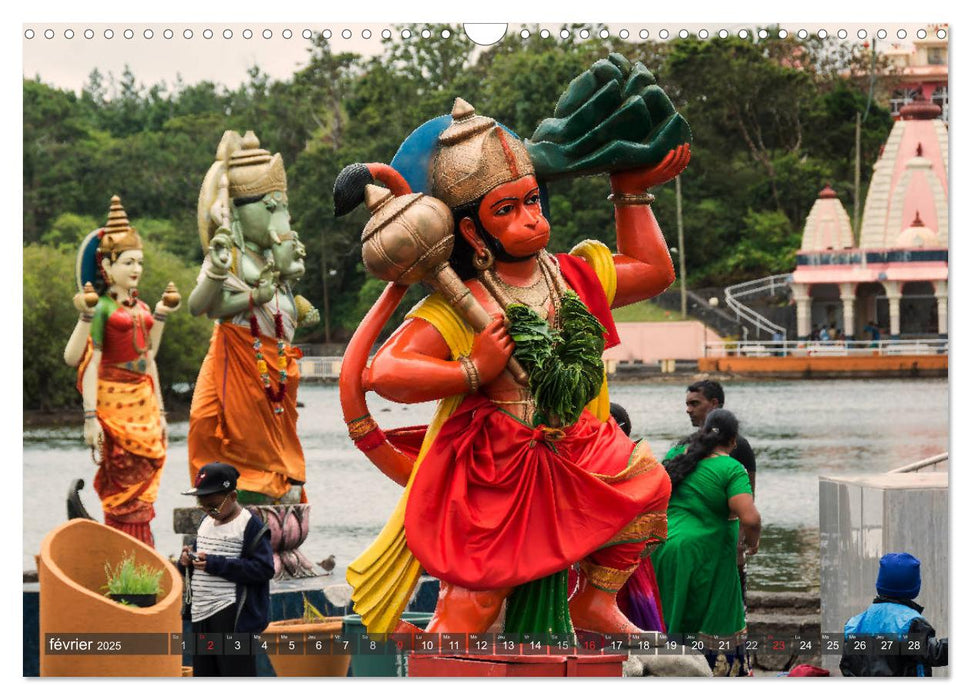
790, 98, 948, 340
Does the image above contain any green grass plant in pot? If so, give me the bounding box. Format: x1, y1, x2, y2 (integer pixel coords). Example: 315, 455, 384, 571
103, 552, 164, 607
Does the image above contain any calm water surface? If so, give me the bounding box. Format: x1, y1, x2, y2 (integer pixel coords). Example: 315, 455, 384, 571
23, 378, 948, 592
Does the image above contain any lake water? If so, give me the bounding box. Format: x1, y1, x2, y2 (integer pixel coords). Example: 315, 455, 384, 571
23, 378, 948, 593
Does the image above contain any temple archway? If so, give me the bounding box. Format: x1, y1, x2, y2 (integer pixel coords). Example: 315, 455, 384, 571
809, 284, 841, 335
855, 282, 888, 339
900, 281, 938, 336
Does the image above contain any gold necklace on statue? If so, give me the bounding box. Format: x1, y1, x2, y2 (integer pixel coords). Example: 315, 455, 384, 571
492, 271, 552, 318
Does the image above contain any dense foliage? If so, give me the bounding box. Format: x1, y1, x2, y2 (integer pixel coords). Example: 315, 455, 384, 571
23, 24, 895, 409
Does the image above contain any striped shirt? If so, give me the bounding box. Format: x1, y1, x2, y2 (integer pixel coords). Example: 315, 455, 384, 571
190, 508, 251, 623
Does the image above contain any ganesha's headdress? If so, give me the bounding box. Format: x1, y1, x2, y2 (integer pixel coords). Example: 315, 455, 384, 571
197, 130, 287, 254
429, 99, 534, 209
227, 131, 287, 199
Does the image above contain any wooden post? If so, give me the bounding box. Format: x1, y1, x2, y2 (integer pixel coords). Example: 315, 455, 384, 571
853, 112, 862, 239
676, 175, 687, 319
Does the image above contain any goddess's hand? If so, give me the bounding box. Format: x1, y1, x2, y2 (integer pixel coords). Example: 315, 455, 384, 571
83, 416, 103, 448
154, 300, 180, 316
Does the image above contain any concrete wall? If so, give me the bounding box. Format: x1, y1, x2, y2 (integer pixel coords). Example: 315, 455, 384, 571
818, 472, 948, 676
603, 321, 722, 363
698, 354, 947, 378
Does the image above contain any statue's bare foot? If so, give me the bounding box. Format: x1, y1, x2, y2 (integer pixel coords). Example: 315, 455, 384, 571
568, 583, 644, 635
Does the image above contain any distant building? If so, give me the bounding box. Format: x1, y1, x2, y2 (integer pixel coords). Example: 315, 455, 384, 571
790, 98, 947, 340
881, 25, 948, 121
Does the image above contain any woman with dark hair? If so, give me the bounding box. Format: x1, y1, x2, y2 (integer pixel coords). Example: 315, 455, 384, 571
651, 408, 761, 676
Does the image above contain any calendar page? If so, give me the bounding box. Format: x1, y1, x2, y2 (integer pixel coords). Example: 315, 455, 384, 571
22, 17, 950, 681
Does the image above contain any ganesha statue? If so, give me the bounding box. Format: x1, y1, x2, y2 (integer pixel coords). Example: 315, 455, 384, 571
335, 54, 691, 635
187, 130, 318, 576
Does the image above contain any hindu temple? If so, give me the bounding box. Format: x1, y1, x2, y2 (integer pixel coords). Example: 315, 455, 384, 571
790, 97, 948, 340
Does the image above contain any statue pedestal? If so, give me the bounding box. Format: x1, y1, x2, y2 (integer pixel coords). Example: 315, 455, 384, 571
173, 503, 316, 579
407, 652, 627, 677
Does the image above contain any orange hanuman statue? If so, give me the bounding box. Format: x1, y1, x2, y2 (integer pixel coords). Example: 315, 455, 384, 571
336, 55, 691, 636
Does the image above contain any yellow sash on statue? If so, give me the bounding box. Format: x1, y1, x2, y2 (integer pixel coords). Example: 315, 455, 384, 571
346, 245, 617, 633
346, 295, 473, 633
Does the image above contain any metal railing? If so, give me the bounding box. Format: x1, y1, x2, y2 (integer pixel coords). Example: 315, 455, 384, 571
887, 453, 948, 474
704, 338, 949, 358
723, 273, 792, 342
296, 356, 344, 380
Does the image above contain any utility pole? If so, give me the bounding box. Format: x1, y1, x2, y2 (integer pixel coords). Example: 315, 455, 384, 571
676, 174, 687, 318
854, 111, 862, 238
321, 236, 331, 344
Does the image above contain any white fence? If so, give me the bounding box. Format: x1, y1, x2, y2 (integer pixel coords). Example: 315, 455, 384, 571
297, 356, 344, 380
723, 273, 791, 341
887, 452, 948, 474
704, 338, 948, 358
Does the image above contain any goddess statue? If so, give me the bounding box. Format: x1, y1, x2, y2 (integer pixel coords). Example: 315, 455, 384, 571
187, 130, 318, 505
335, 54, 691, 635
65, 195, 181, 546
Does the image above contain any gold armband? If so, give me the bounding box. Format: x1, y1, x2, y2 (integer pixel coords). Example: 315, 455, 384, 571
607, 192, 656, 207
458, 355, 481, 393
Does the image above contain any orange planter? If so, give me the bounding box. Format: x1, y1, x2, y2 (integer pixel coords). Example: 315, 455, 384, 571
38, 520, 182, 677
263, 618, 350, 677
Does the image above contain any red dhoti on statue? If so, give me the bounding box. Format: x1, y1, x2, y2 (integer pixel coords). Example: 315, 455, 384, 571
403, 393, 670, 591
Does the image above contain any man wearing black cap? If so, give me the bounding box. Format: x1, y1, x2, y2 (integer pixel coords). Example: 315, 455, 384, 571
840, 552, 948, 676
179, 462, 274, 676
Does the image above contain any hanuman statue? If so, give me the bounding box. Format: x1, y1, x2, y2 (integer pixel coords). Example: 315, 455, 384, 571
335, 54, 691, 636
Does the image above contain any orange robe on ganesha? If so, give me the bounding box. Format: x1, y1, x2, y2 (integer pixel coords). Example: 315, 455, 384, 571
188, 321, 306, 500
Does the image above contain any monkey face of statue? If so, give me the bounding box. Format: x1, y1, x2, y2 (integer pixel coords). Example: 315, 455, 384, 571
272, 231, 307, 282
474, 176, 550, 258
234, 191, 292, 249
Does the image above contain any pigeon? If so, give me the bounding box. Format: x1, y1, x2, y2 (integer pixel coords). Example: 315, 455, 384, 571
318, 555, 336, 574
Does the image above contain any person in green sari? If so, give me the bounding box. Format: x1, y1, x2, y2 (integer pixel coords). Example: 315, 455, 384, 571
651, 408, 761, 676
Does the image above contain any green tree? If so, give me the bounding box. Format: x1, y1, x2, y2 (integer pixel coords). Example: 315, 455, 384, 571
39, 213, 100, 252
23, 244, 83, 410
22, 239, 212, 411
664, 35, 814, 212
711, 209, 801, 282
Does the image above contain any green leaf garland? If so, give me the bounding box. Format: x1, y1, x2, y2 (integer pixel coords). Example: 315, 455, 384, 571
506, 291, 606, 426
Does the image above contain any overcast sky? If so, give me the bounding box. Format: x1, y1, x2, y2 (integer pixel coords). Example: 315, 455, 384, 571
21, 11, 943, 96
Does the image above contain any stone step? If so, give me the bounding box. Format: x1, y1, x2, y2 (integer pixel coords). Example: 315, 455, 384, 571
747, 590, 819, 612
746, 611, 821, 672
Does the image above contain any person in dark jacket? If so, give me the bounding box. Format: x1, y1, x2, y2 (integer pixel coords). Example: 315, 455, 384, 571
178, 462, 274, 677
840, 552, 948, 677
